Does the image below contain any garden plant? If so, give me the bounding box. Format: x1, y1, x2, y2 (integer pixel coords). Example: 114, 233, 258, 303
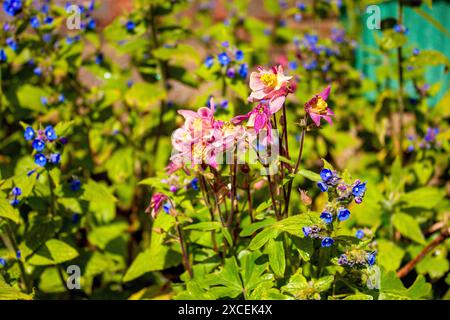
0, 0, 449, 301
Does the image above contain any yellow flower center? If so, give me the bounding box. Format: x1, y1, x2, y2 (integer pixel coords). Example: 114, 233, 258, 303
192, 118, 204, 131
310, 96, 328, 114
260, 73, 278, 88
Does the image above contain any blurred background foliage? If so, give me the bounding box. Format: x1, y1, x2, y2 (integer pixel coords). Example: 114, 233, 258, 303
0, 0, 449, 299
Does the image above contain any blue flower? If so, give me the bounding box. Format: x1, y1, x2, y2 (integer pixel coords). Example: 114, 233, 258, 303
44, 16, 54, 24
190, 178, 199, 191
70, 179, 81, 191
289, 61, 298, 70
320, 211, 333, 224
305, 34, 318, 45
41, 96, 48, 106
320, 169, 333, 182
35, 153, 47, 167
3, 0, 23, 16
42, 33, 52, 43
45, 125, 58, 141
352, 182, 367, 197
317, 181, 328, 192
71, 213, 80, 223
235, 50, 244, 61
32, 139, 45, 152
16, 250, 21, 259
221, 41, 229, 48
126, 20, 135, 32
0, 49, 7, 63
6, 37, 17, 51
58, 94, 65, 103
238, 63, 248, 78
297, 2, 306, 11
367, 252, 376, 266
294, 13, 302, 22
12, 187, 22, 196
204, 55, 214, 68
87, 18, 96, 30
24, 127, 35, 141
355, 229, 364, 239
413, 48, 420, 56
95, 53, 103, 64
337, 208, 351, 221
226, 68, 235, 78
321, 237, 334, 248
34, 67, 42, 76
163, 202, 172, 213
30, 16, 40, 28
50, 153, 61, 164
338, 254, 348, 265
0, 258, 6, 267
10, 198, 20, 206
218, 52, 231, 66
220, 100, 229, 109
302, 226, 311, 237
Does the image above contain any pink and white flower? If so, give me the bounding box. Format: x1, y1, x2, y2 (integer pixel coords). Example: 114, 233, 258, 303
304, 85, 334, 127
248, 65, 293, 114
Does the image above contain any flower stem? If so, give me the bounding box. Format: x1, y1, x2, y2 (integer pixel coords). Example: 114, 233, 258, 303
199, 175, 218, 253
396, 0, 405, 163
175, 216, 193, 279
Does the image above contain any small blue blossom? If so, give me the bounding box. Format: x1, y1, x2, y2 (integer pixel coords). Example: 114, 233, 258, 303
238, 63, 248, 78
0, 258, 6, 267
302, 226, 311, 237
41, 96, 48, 106
42, 33, 52, 43
297, 2, 306, 11
337, 208, 351, 221
294, 13, 302, 22
126, 20, 135, 32
163, 202, 172, 213
3, 0, 23, 16
338, 254, 348, 265
190, 178, 199, 191
70, 179, 81, 191
12, 187, 22, 196
24, 127, 35, 141
71, 213, 80, 223
32, 139, 46, 152
218, 52, 231, 66
413, 48, 420, 56
289, 61, 298, 70
44, 16, 54, 24
235, 50, 244, 61
50, 153, 61, 164
317, 181, 328, 192
16, 250, 21, 259
204, 55, 214, 68
367, 252, 376, 266
221, 41, 229, 48
6, 38, 18, 51
226, 67, 235, 78
95, 53, 103, 64
87, 18, 96, 30
321, 237, 334, 248
34, 67, 42, 76
355, 229, 364, 239
30, 16, 40, 28
45, 125, 58, 141
35, 153, 47, 167
320, 211, 333, 224
352, 182, 367, 197
320, 169, 333, 182
0, 49, 7, 63
10, 198, 20, 206
58, 94, 65, 103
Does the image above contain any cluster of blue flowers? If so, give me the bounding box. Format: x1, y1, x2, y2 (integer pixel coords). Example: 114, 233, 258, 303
9, 187, 22, 206
338, 250, 376, 268
302, 168, 367, 248
407, 127, 440, 152
3, 0, 22, 16
24, 125, 67, 169
204, 43, 248, 79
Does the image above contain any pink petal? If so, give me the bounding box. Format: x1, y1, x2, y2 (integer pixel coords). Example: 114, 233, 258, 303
254, 113, 267, 132
319, 85, 331, 101
197, 107, 213, 118
269, 95, 285, 114
323, 115, 333, 125
248, 89, 267, 102
178, 109, 197, 119
309, 113, 322, 127
249, 72, 265, 91
231, 114, 250, 124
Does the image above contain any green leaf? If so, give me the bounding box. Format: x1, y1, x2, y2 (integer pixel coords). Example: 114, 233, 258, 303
266, 237, 285, 278
344, 294, 373, 300
27, 239, 79, 266
0, 276, 33, 300
379, 270, 431, 300
0, 199, 20, 224
239, 218, 276, 237
391, 213, 426, 244
248, 228, 280, 250
377, 240, 405, 271
123, 241, 181, 282
239, 250, 269, 293
313, 275, 334, 292
413, 8, 450, 38
398, 187, 445, 209
296, 169, 321, 182
203, 257, 242, 299
124, 82, 166, 111
184, 221, 222, 231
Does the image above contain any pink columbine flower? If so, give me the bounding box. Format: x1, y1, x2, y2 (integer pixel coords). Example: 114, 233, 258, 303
146, 192, 167, 218
304, 85, 334, 127
248, 65, 293, 114
232, 102, 273, 144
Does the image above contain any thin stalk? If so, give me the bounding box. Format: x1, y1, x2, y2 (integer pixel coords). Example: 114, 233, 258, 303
396, 0, 405, 163
199, 176, 218, 253
226, 151, 238, 227
246, 172, 254, 223
47, 170, 55, 216
4, 222, 32, 293
175, 216, 193, 278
